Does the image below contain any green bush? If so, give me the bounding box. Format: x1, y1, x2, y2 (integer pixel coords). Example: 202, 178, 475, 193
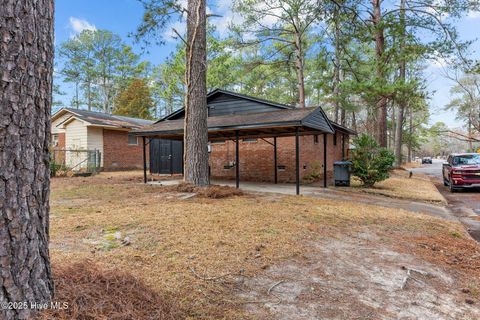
350, 134, 395, 187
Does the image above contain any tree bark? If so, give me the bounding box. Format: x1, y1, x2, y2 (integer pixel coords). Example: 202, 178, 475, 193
352, 110, 357, 132
183, 0, 209, 186
394, 0, 406, 166
407, 107, 413, 162
293, 31, 306, 108
0, 1, 54, 319
333, 6, 342, 121
391, 101, 396, 149
468, 116, 473, 151
372, 0, 388, 147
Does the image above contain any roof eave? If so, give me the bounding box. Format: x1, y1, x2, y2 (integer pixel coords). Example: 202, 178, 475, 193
57, 115, 93, 128
86, 124, 133, 131
331, 123, 357, 135
132, 121, 307, 136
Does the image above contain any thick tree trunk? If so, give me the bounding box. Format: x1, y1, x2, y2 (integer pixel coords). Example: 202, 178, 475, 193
0, 1, 55, 319
372, 0, 388, 147
184, 0, 209, 186
376, 97, 388, 147
394, 0, 406, 167
391, 102, 396, 149
407, 107, 413, 162
394, 106, 405, 165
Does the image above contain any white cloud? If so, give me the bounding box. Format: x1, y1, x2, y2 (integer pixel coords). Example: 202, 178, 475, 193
467, 10, 480, 19
212, 0, 244, 36
69, 17, 96, 34
216, 12, 244, 36
216, 0, 233, 12
425, 0, 450, 21
429, 57, 449, 69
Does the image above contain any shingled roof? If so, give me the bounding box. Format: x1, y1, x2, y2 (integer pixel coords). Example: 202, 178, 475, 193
53, 108, 153, 130
132, 107, 335, 140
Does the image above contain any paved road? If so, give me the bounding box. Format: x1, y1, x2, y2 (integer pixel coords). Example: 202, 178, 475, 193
410, 159, 480, 240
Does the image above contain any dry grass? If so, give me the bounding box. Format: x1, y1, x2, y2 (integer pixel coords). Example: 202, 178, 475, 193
46, 171, 476, 319
348, 169, 445, 203
401, 162, 422, 169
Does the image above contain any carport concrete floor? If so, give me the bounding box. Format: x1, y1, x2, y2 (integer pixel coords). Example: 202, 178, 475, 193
148, 178, 453, 222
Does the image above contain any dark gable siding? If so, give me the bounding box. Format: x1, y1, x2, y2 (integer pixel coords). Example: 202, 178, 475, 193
302, 109, 334, 133
163, 92, 288, 120
207, 93, 284, 116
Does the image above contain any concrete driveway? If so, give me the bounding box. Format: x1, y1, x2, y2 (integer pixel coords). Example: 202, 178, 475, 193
410, 159, 480, 241
213, 179, 454, 221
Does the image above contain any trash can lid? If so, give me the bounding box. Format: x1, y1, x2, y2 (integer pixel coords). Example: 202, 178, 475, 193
334, 161, 352, 165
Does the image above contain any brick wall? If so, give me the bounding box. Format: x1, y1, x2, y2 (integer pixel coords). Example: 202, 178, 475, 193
209, 133, 349, 185
103, 129, 147, 171
57, 132, 65, 149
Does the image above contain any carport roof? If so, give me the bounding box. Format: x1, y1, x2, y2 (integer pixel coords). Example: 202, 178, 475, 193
132, 106, 335, 140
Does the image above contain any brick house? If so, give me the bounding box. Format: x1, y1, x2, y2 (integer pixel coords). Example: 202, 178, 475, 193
208, 133, 348, 184
51, 108, 153, 171
134, 89, 356, 191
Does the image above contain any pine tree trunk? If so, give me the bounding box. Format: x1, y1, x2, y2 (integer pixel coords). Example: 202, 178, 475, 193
391, 103, 396, 150
183, 0, 209, 186
352, 111, 357, 132
372, 0, 388, 147
407, 107, 413, 162
333, 7, 341, 122
87, 83, 92, 111
468, 117, 473, 151
376, 97, 388, 147
294, 31, 306, 108
0, 1, 54, 319
394, 0, 406, 167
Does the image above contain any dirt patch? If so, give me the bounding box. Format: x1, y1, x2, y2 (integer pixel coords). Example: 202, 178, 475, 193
397, 234, 480, 277
49, 173, 478, 318
238, 231, 480, 320
36, 260, 179, 320
162, 182, 244, 198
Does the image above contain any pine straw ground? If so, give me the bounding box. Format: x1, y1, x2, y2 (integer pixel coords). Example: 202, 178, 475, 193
347, 169, 446, 203
40, 172, 479, 319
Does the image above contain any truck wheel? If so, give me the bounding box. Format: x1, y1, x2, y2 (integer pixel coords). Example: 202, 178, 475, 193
449, 179, 456, 193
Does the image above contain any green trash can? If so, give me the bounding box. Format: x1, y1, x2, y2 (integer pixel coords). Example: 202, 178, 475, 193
334, 161, 352, 186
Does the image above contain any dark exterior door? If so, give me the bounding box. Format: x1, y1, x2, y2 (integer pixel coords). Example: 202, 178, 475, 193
149, 139, 183, 174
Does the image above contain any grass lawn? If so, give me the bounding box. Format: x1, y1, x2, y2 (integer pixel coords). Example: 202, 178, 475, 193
42, 172, 479, 319
347, 169, 446, 203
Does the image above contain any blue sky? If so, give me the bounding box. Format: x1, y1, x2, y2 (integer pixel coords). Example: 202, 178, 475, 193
55, 0, 480, 128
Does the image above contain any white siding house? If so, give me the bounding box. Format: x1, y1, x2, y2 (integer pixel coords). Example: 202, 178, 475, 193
51, 108, 153, 171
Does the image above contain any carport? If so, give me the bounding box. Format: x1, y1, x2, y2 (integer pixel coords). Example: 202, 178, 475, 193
132, 107, 335, 195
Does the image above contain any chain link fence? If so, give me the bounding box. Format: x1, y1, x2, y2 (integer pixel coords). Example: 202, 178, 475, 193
51, 149, 102, 177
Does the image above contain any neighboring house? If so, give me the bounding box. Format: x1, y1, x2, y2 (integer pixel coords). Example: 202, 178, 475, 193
135, 89, 356, 185
51, 108, 153, 171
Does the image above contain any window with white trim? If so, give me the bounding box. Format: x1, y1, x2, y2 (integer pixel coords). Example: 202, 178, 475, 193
128, 134, 138, 145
